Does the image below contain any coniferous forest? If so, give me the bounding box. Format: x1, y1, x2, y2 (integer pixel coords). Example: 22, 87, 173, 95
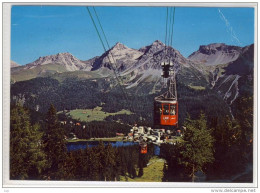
10, 104, 155, 181
10, 96, 253, 182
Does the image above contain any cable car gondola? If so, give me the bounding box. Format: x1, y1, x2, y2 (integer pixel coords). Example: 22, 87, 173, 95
154, 97, 178, 126
140, 142, 147, 154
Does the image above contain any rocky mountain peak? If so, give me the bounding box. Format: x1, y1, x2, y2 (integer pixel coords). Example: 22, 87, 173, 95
91, 42, 143, 72
111, 42, 128, 51
197, 43, 242, 55
152, 40, 165, 46
25, 52, 89, 71
139, 40, 165, 55
11, 60, 20, 68
188, 43, 243, 66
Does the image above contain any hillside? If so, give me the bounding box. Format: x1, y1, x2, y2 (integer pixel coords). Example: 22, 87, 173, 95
10, 41, 254, 126
11, 63, 68, 82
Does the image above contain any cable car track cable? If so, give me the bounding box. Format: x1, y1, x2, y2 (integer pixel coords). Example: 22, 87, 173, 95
92, 7, 123, 76
86, 7, 106, 53
165, 7, 169, 55
86, 7, 129, 101
170, 7, 175, 47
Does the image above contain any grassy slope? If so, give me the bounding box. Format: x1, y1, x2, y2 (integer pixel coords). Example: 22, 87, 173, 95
120, 156, 165, 182
11, 63, 103, 83
62, 106, 132, 122
11, 63, 68, 82
50, 70, 102, 82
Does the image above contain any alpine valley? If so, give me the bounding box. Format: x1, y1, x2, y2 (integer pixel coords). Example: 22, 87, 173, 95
11, 40, 254, 126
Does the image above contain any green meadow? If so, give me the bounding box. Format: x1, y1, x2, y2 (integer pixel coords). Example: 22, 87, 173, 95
63, 106, 132, 122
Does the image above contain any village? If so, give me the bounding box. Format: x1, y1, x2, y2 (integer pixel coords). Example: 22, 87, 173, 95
62, 120, 184, 145
125, 124, 184, 145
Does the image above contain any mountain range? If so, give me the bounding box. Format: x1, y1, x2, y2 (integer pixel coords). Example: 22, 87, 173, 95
10, 40, 254, 124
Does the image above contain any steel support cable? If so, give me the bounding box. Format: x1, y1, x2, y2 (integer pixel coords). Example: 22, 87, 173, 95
170, 7, 176, 47
86, 7, 129, 101
167, 8, 173, 48
92, 7, 121, 75
165, 7, 169, 55
86, 7, 107, 53
170, 7, 177, 100
91, 7, 128, 101
163, 7, 177, 100
93, 7, 110, 52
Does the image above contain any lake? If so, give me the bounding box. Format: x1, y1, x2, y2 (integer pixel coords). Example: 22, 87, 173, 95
67, 141, 160, 156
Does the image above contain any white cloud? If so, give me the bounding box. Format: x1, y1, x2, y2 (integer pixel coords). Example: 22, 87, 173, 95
218, 9, 242, 46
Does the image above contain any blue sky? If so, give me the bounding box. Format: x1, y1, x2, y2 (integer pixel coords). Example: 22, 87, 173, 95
11, 6, 254, 65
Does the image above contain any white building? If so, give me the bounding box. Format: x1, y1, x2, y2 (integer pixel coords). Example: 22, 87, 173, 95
138, 126, 144, 134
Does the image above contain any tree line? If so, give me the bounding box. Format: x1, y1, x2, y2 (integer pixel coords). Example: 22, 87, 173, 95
10, 104, 154, 181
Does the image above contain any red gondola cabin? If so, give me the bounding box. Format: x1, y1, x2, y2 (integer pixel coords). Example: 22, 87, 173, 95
140, 143, 147, 154
154, 98, 178, 126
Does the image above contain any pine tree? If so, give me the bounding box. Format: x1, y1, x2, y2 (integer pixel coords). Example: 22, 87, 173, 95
10, 105, 47, 180
43, 104, 67, 180
212, 116, 247, 177
138, 167, 144, 177
104, 143, 116, 181
138, 153, 144, 177
87, 147, 99, 181
95, 141, 106, 180
73, 149, 86, 180
114, 148, 123, 181
27, 123, 48, 179
62, 152, 76, 180
181, 113, 215, 182
160, 143, 185, 181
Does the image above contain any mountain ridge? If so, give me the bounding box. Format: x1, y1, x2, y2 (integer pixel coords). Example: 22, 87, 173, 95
188, 43, 243, 66
11, 41, 253, 90
25, 52, 91, 71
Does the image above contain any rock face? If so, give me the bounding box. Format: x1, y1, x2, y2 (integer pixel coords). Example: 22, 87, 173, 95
118, 40, 201, 90
139, 40, 166, 55
211, 44, 254, 106
11, 60, 20, 68
188, 43, 243, 66
25, 53, 90, 71
135, 40, 189, 70
90, 42, 143, 72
